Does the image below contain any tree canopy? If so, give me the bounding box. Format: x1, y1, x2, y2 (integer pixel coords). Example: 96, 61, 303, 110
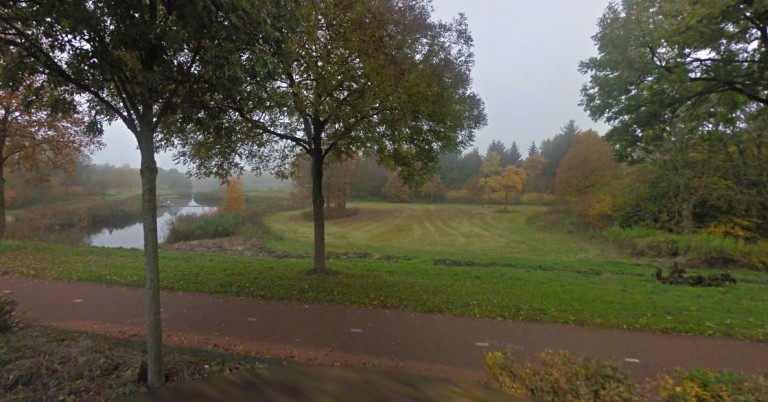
170, 0, 486, 272
0, 0, 247, 386
555, 130, 618, 201
0, 76, 102, 238
580, 0, 768, 161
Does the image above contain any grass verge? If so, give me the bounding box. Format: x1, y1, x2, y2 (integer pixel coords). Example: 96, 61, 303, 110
1, 241, 767, 341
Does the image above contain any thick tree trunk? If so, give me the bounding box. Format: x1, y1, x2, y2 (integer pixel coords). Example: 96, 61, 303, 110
681, 200, 694, 235
0, 162, 5, 240
311, 146, 326, 273
138, 132, 164, 388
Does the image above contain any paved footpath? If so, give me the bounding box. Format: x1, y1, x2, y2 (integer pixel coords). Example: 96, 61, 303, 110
2, 276, 766, 380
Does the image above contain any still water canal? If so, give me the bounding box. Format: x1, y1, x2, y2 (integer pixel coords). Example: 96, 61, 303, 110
86, 197, 214, 249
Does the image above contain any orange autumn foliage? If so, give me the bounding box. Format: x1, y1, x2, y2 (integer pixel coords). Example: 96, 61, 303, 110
219, 179, 245, 213
555, 130, 620, 228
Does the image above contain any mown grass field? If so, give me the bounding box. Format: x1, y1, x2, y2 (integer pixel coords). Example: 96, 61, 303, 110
265, 203, 628, 265
1, 200, 767, 341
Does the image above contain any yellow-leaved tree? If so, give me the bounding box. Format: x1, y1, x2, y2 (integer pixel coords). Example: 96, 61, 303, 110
490, 165, 527, 211
479, 151, 502, 205
219, 179, 245, 213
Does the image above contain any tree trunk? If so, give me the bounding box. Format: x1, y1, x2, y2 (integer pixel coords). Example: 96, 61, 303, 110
138, 132, 164, 388
341, 168, 348, 209
310, 145, 326, 273
0, 161, 6, 240
681, 200, 694, 235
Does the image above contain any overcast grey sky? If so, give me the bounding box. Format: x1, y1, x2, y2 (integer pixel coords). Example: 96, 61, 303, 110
90, 0, 612, 169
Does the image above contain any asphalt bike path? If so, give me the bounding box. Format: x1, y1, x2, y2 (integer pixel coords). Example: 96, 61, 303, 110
2, 276, 766, 380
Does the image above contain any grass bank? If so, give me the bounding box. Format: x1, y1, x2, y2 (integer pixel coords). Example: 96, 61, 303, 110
5, 195, 144, 245
1, 240, 766, 341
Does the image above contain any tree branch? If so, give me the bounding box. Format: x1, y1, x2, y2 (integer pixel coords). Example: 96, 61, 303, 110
1, 27, 136, 131
232, 105, 310, 152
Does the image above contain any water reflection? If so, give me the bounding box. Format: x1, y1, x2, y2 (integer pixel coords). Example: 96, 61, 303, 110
86, 197, 215, 249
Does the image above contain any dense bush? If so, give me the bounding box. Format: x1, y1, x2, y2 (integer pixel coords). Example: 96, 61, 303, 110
656, 369, 768, 401
485, 350, 642, 402
518, 192, 556, 206
0, 294, 18, 333
6, 196, 142, 241
604, 227, 768, 271
301, 207, 360, 221
486, 350, 768, 401
166, 192, 302, 243
193, 190, 224, 206
165, 212, 241, 243
445, 189, 475, 203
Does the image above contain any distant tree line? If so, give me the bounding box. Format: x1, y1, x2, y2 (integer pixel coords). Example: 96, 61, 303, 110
295, 115, 768, 241
5, 159, 194, 209
292, 121, 578, 206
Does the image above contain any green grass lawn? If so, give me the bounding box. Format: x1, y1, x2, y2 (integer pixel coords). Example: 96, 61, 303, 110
1, 201, 767, 341
265, 203, 629, 265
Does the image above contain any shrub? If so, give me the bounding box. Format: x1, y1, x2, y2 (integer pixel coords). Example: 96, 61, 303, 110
193, 190, 224, 205
486, 350, 768, 401
165, 212, 241, 243
6, 196, 142, 241
219, 180, 246, 213
0, 294, 18, 332
656, 369, 768, 401
485, 350, 642, 401
445, 190, 475, 203
301, 207, 360, 221
518, 192, 556, 206
232, 204, 286, 240
603, 227, 768, 271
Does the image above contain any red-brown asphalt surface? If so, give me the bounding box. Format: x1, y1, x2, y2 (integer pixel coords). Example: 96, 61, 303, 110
2, 275, 767, 381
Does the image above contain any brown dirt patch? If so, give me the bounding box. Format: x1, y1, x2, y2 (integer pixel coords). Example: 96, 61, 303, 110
300, 207, 361, 221
50, 320, 488, 384
161, 236, 408, 261
288, 207, 393, 225
162, 237, 290, 258
337, 207, 393, 224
